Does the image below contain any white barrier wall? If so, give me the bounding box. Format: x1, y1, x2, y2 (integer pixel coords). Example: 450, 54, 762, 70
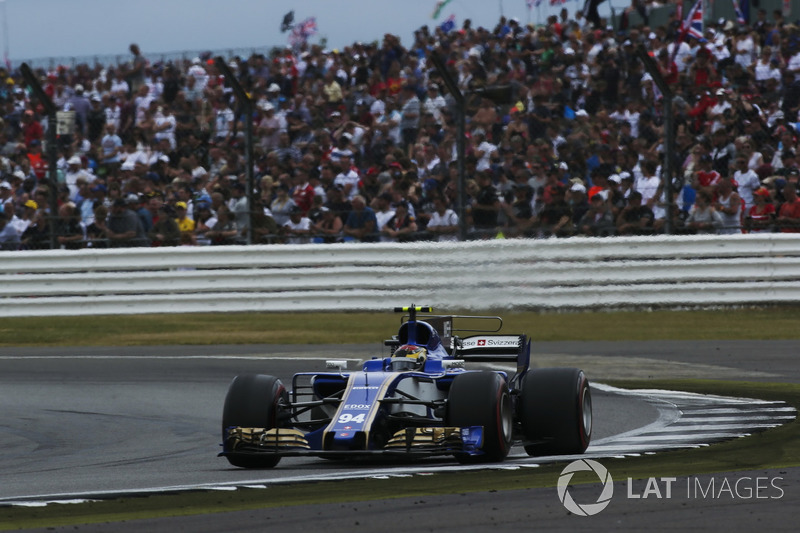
1, 234, 799, 317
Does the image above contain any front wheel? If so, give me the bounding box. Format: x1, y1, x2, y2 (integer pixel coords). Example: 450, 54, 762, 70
447, 372, 513, 462
222, 374, 287, 468
519, 368, 592, 456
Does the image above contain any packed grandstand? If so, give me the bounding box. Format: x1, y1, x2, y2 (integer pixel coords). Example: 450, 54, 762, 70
1, 6, 800, 250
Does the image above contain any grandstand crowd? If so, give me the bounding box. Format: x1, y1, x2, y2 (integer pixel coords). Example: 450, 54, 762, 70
2, 4, 800, 250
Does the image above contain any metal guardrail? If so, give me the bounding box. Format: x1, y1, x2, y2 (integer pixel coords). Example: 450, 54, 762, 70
1, 234, 799, 317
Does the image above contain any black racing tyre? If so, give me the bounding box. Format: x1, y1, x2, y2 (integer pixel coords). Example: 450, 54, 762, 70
447, 371, 513, 462
222, 374, 287, 468
519, 368, 592, 456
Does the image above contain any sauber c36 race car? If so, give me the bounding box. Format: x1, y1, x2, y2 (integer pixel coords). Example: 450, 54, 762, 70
220, 306, 592, 468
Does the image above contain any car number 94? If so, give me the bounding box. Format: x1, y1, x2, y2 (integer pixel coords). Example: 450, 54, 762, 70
338, 413, 367, 424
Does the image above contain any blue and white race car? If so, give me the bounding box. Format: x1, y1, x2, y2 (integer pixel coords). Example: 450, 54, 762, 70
220, 306, 592, 467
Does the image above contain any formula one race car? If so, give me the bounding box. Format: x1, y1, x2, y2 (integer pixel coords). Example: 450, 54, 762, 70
220, 306, 592, 468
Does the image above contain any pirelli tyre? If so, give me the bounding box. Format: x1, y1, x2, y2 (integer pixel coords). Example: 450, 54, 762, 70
447, 371, 513, 462
519, 368, 592, 456
222, 374, 287, 468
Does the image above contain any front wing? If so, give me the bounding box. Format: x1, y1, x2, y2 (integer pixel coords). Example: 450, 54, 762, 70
219, 425, 485, 459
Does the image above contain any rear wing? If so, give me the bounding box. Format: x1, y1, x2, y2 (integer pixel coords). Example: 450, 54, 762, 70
456, 334, 531, 375
387, 312, 503, 354
384, 308, 532, 373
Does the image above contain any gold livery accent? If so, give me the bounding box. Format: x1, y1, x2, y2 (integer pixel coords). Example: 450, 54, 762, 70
226, 427, 310, 449
385, 427, 464, 449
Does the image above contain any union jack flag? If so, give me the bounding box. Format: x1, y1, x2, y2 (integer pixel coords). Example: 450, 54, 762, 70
288, 17, 318, 48
732, 0, 746, 25
681, 0, 704, 41
438, 14, 456, 33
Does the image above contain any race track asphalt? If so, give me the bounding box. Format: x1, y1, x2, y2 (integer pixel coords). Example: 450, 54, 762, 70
4, 340, 799, 532
0, 346, 656, 500
22, 468, 800, 533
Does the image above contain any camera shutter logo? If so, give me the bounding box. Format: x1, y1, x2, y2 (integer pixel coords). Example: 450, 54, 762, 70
557, 459, 614, 516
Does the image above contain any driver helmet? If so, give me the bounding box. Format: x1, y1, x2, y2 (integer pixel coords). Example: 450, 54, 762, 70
391, 344, 428, 371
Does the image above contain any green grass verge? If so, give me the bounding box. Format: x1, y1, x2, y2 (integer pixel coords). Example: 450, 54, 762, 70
3, 307, 800, 347
1, 379, 797, 530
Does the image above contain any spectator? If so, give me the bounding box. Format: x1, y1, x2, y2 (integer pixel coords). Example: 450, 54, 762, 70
343, 195, 377, 242
333, 155, 361, 201
102, 198, 148, 247
149, 204, 180, 246
472, 171, 500, 237
250, 198, 278, 244
579, 191, 615, 237
26, 139, 47, 181
19, 199, 48, 249
381, 200, 417, 243
0, 181, 14, 213
746, 187, 776, 233
20, 110, 43, 146
85, 204, 109, 248
714, 178, 743, 234
87, 95, 106, 143
733, 156, 763, 212
100, 123, 123, 174
634, 160, 660, 209
616, 191, 654, 236
776, 182, 800, 232
291, 168, 315, 215
257, 103, 281, 152
569, 182, 590, 228
127, 43, 147, 95
270, 183, 296, 227
536, 183, 573, 238
739, 136, 764, 171
0, 206, 20, 250
472, 129, 497, 173
206, 205, 238, 245
67, 84, 91, 136
129, 193, 152, 233
692, 155, 721, 196
81, 183, 106, 226
710, 130, 736, 178
228, 183, 249, 236
322, 70, 343, 110
399, 84, 420, 154
174, 201, 196, 241
686, 190, 723, 234
283, 204, 312, 244
312, 206, 343, 243
194, 201, 218, 246
427, 194, 459, 242
373, 192, 396, 242
64, 155, 92, 201
54, 202, 84, 249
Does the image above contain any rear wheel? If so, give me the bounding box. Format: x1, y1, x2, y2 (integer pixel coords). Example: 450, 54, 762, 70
222, 374, 287, 468
447, 372, 513, 462
519, 368, 592, 456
